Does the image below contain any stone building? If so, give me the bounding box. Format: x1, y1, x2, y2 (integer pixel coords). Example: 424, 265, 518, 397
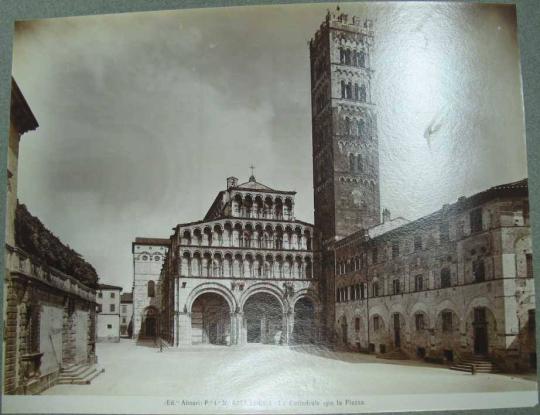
96, 284, 122, 342
309, 10, 536, 372
120, 293, 133, 337
157, 175, 319, 346
334, 181, 535, 371
3, 80, 100, 394
131, 237, 169, 339
309, 9, 379, 340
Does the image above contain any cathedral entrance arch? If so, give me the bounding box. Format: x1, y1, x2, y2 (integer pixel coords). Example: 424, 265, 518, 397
243, 293, 283, 344
191, 293, 231, 345
292, 297, 316, 344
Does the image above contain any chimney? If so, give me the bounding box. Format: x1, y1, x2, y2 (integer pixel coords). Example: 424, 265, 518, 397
382, 208, 391, 223
227, 176, 238, 189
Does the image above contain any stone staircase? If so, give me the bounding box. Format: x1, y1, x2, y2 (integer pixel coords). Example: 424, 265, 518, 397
450, 355, 500, 374
377, 349, 410, 360
58, 363, 105, 385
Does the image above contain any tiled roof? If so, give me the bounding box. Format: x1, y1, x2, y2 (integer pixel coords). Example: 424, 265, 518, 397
120, 292, 133, 303
98, 283, 123, 291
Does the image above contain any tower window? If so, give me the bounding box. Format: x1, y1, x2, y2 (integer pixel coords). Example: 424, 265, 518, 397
358, 51, 365, 67
526, 254, 533, 278
359, 85, 366, 102
341, 80, 346, 98
354, 84, 359, 101
355, 317, 360, 332
346, 82, 352, 99
357, 119, 365, 138
345, 49, 351, 65
357, 155, 363, 172
339, 48, 345, 64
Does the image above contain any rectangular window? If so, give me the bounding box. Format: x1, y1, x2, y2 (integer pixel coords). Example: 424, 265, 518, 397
441, 268, 451, 288
372, 282, 379, 297
110, 304, 115, 313
414, 235, 422, 251
473, 259, 485, 282
122, 317, 126, 324
526, 254, 533, 278
414, 275, 423, 291
442, 311, 453, 332
470, 208, 483, 233
415, 314, 425, 331
107, 324, 112, 329
355, 317, 360, 332
121, 305, 127, 314
392, 241, 399, 258
96, 304, 102, 313
98, 292, 103, 298
373, 316, 380, 331
110, 292, 115, 299
392, 279, 400, 295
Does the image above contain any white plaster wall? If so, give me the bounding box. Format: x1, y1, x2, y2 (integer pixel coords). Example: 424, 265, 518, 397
97, 314, 120, 342
39, 305, 63, 375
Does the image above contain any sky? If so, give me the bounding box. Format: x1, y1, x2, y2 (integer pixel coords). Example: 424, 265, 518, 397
11, 2, 527, 291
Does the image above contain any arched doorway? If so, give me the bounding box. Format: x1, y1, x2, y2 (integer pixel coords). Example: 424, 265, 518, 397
142, 307, 158, 338
292, 297, 316, 344
191, 292, 230, 345
243, 293, 283, 344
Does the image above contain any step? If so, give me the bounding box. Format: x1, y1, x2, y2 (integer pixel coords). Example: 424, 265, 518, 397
61, 365, 92, 377
57, 367, 104, 385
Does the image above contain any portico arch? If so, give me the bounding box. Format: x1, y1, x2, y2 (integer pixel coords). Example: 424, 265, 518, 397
242, 292, 284, 344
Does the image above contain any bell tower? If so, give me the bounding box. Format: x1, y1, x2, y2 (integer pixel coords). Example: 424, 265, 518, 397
310, 9, 380, 342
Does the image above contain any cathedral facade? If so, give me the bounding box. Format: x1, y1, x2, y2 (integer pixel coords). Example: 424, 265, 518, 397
157, 176, 319, 346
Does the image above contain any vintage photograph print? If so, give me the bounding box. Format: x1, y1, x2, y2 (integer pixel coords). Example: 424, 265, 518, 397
2, 1, 538, 413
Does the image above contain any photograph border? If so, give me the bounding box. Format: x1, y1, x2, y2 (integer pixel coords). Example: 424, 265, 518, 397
0, 0, 538, 414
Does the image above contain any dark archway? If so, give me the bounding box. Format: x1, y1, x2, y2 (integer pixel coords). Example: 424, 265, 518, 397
292, 297, 316, 344
191, 292, 230, 345
141, 306, 158, 338
243, 293, 283, 344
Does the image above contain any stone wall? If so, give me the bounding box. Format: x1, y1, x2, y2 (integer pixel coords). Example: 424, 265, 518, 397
3, 246, 97, 395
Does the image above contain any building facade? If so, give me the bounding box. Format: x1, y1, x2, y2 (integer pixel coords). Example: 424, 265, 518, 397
3, 80, 99, 394
132, 238, 169, 339
309, 10, 536, 372
120, 293, 133, 337
158, 175, 319, 346
96, 284, 122, 342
